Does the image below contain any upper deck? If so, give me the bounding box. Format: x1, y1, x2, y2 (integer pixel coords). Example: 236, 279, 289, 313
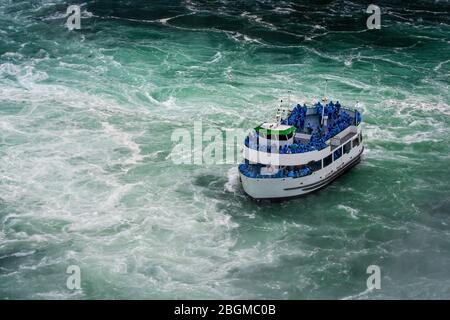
243, 100, 362, 165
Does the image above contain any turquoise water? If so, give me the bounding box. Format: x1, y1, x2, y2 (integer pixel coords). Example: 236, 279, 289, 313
0, 0, 449, 299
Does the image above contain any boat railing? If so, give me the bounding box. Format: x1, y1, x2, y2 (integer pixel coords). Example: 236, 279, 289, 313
244, 102, 362, 155
239, 163, 313, 179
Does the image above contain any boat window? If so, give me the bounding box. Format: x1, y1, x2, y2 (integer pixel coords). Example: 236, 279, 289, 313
323, 154, 332, 167
344, 141, 351, 154
352, 137, 359, 148
308, 160, 322, 171
359, 133, 363, 142
333, 147, 342, 161
267, 134, 291, 141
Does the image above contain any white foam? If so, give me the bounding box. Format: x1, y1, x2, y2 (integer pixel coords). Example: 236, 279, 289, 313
224, 166, 240, 193
388, 98, 450, 117
206, 52, 222, 64
1, 52, 24, 59
101, 122, 144, 165
341, 287, 374, 300
34, 290, 84, 299
158, 12, 196, 25
272, 6, 297, 15
240, 11, 277, 30
0, 62, 21, 76
337, 205, 359, 219
225, 31, 264, 45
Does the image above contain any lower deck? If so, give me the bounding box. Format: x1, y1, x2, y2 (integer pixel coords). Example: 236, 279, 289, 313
240, 130, 363, 180
240, 142, 364, 199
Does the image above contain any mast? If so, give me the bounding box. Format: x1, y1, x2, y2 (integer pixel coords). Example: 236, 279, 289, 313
275, 99, 283, 125
321, 80, 328, 126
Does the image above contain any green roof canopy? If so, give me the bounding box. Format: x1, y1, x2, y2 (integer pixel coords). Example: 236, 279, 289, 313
254, 125, 296, 136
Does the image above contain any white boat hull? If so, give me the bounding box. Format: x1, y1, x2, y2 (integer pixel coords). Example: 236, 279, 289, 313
240, 144, 364, 199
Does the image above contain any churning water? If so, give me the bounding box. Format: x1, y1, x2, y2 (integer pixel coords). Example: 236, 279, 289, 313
0, 0, 449, 299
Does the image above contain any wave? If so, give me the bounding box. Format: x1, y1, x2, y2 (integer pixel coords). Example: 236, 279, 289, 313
224, 166, 239, 193
240, 11, 277, 30
337, 204, 359, 219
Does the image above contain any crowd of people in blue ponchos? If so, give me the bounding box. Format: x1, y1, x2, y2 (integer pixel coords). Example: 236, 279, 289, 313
282, 104, 307, 128
240, 101, 363, 179
244, 101, 362, 154
239, 163, 313, 179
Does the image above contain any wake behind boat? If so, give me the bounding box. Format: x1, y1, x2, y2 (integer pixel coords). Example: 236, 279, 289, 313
239, 98, 363, 199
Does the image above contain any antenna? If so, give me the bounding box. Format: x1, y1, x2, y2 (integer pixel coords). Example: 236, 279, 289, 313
321, 79, 328, 127
275, 99, 283, 124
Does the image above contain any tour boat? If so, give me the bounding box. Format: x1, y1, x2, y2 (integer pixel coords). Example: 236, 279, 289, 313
239, 98, 363, 199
